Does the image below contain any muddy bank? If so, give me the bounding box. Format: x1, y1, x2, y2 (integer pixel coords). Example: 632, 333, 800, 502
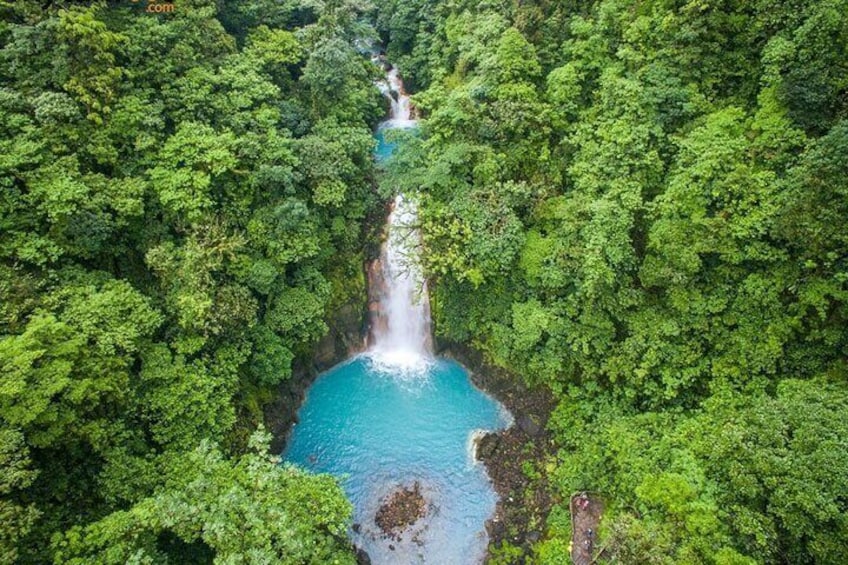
438, 341, 557, 563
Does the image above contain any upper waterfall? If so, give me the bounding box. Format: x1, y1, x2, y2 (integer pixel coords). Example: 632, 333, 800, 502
374, 59, 416, 127
384, 67, 414, 124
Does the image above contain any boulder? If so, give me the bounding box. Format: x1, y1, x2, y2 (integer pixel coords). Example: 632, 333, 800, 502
355, 547, 371, 565
486, 517, 506, 540
476, 433, 500, 459
517, 414, 542, 437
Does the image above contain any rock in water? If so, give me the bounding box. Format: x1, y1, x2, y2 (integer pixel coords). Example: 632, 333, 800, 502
355, 546, 371, 565
375, 482, 427, 536
476, 433, 500, 459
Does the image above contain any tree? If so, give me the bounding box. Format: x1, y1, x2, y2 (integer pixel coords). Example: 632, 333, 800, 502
0, 428, 39, 565
53, 432, 355, 565
0, 277, 161, 448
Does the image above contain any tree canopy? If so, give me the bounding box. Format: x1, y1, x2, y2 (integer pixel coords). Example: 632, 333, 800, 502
0, 0, 383, 561
375, 0, 848, 562
3, 0, 848, 562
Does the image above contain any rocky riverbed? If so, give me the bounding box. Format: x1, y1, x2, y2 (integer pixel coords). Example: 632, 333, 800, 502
440, 342, 557, 560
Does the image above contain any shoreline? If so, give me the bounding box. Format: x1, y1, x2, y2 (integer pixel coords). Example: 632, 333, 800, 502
263, 294, 369, 455
265, 340, 556, 564
438, 342, 557, 561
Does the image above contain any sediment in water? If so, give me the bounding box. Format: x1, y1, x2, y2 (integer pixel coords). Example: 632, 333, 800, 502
375, 482, 427, 538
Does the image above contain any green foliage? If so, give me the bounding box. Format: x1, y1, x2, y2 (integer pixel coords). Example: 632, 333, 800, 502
548, 379, 848, 564
58, 4, 126, 124
138, 345, 237, 451
0, 429, 39, 564
149, 123, 238, 222
53, 432, 355, 565
488, 540, 525, 565
1, 0, 377, 560
1, 278, 161, 448
376, 0, 848, 562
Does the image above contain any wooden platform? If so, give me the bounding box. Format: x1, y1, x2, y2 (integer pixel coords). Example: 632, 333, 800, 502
570, 492, 603, 565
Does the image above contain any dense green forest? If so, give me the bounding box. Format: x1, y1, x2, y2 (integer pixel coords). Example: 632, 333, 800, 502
377, 0, 848, 563
2, 0, 847, 564
0, 0, 383, 562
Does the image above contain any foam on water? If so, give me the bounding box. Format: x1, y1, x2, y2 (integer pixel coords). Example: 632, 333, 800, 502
366, 349, 433, 379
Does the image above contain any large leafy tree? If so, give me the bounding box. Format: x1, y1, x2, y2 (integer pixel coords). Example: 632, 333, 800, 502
54, 432, 355, 565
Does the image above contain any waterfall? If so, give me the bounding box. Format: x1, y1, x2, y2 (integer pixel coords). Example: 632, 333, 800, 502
369, 62, 431, 374
374, 59, 416, 127
384, 67, 415, 125
370, 194, 432, 367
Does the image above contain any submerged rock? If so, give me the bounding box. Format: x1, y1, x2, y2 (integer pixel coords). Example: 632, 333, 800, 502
355, 546, 371, 565
375, 482, 427, 536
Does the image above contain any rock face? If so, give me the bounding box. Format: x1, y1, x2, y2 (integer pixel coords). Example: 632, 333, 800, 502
263, 287, 368, 454
366, 257, 388, 347
375, 482, 427, 537
476, 433, 501, 459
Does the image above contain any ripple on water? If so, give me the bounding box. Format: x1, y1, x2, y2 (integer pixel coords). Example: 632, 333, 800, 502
283, 356, 511, 564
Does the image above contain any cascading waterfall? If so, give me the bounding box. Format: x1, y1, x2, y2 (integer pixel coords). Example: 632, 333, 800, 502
284, 54, 512, 565
369, 63, 431, 373
370, 194, 432, 368
375, 62, 415, 125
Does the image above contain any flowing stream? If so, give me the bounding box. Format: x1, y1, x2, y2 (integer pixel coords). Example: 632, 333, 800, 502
283, 58, 510, 564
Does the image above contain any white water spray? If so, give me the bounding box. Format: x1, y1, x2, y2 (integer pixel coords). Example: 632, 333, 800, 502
369, 63, 431, 375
